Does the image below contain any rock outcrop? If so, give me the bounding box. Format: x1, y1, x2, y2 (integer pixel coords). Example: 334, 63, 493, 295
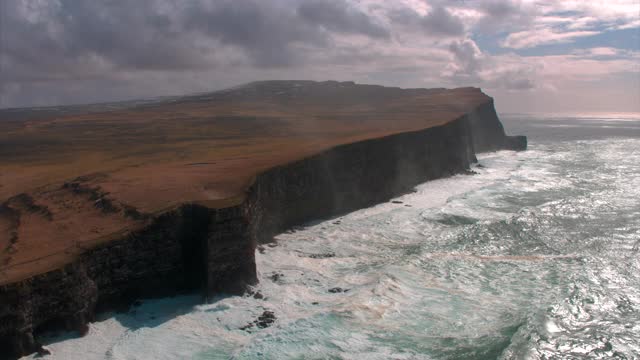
0, 83, 525, 359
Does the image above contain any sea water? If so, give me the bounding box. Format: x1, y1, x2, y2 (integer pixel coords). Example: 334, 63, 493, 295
25, 114, 640, 359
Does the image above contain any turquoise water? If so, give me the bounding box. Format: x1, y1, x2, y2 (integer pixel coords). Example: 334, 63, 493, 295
28, 114, 640, 359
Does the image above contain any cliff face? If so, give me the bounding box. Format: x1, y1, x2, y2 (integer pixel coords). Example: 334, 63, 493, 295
0, 99, 525, 359
247, 115, 476, 243
0, 205, 257, 358
468, 99, 527, 152
0, 204, 258, 358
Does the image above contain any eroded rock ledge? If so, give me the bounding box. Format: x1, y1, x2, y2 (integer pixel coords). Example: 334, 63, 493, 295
0, 95, 525, 359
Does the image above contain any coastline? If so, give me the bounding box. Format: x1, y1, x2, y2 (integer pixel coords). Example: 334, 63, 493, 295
0, 97, 525, 359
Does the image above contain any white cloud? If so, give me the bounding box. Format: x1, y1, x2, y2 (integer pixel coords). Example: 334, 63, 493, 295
617, 18, 640, 30
528, 0, 639, 24
501, 28, 600, 49
474, 0, 639, 49
573, 47, 620, 57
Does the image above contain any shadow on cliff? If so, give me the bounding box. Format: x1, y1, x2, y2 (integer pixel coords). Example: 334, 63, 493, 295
35, 293, 238, 350
108, 292, 234, 330
106, 294, 202, 331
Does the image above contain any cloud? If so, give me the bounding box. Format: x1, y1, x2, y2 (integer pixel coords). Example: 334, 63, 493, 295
468, 0, 639, 48
448, 39, 483, 75
421, 5, 466, 37
444, 38, 537, 92
492, 72, 536, 90
573, 47, 621, 57
297, 0, 390, 39
536, 0, 640, 25
1, 0, 222, 83
388, 5, 465, 37
183, 1, 327, 67
0, 0, 637, 112
617, 18, 640, 30
0, 0, 392, 83
491, 0, 639, 49
474, 0, 534, 33
501, 28, 600, 49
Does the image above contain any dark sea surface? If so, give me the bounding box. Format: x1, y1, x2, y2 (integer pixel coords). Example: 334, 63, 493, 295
26, 113, 640, 359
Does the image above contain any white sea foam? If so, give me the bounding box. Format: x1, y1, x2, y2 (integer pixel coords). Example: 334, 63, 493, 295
23, 125, 640, 359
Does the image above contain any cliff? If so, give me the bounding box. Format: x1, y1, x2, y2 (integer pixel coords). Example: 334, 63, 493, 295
0, 81, 525, 358
467, 99, 527, 152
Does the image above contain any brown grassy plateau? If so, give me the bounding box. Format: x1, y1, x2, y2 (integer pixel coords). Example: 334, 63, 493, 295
0, 80, 490, 284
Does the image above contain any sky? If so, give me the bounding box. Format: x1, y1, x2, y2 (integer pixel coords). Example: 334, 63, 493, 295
1, 0, 639, 113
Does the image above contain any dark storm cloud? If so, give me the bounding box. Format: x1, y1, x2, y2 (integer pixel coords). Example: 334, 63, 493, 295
422, 6, 465, 37
481, 1, 520, 19
389, 5, 465, 37
0, 0, 391, 84
474, 0, 533, 33
54, 1, 208, 71
183, 1, 328, 67
1, 0, 211, 84
297, 0, 390, 39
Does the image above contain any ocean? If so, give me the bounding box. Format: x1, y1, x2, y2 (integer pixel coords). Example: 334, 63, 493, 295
25, 114, 640, 359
